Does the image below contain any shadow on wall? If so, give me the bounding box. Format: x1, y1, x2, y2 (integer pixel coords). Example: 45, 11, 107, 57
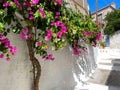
105, 59, 120, 90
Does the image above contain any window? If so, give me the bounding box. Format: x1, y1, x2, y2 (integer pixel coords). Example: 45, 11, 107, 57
98, 13, 102, 23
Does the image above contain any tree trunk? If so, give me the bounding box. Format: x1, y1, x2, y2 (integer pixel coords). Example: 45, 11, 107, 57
26, 38, 41, 90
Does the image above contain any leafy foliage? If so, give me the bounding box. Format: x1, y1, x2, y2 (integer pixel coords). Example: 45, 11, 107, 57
104, 9, 120, 35
0, 0, 101, 61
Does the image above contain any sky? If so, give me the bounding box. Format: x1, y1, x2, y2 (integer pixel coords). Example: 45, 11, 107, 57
88, 0, 120, 13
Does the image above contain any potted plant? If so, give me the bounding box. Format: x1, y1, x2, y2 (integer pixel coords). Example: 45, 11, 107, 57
99, 41, 105, 49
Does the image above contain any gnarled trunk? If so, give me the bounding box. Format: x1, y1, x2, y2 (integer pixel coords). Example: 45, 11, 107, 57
26, 36, 41, 90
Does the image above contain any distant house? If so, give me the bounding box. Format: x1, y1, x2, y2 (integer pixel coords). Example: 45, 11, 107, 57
65, 0, 90, 15
92, 2, 116, 47
92, 2, 116, 28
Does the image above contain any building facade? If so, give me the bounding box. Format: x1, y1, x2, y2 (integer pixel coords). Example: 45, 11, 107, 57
92, 2, 116, 27
65, 0, 90, 15
92, 2, 116, 47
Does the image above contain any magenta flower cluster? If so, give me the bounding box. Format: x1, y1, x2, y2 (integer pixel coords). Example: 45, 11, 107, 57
0, 34, 18, 61
51, 21, 67, 38
20, 28, 31, 40
45, 29, 53, 41
42, 54, 54, 61
52, 0, 62, 6
72, 40, 83, 56
29, 10, 34, 20
14, 0, 22, 10
83, 31, 92, 36
36, 41, 42, 47
24, 1, 31, 8
32, 0, 39, 5
39, 8, 46, 18
3, 1, 11, 7
96, 32, 101, 40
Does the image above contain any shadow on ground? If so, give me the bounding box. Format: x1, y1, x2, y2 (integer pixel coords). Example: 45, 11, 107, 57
106, 59, 120, 90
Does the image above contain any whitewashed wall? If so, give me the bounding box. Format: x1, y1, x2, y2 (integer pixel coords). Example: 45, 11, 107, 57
110, 30, 120, 49
0, 32, 96, 90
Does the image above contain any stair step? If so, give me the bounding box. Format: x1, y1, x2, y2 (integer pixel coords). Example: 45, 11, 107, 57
99, 62, 120, 66
80, 83, 120, 90
98, 65, 120, 71
98, 59, 120, 64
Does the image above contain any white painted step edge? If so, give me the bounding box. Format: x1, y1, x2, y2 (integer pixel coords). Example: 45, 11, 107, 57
79, 83, 120, 90
98, 60, 120, 64
98, 65, 120, 71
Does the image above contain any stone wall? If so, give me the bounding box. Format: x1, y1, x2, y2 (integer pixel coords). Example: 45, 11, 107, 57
0, 32, 96, 90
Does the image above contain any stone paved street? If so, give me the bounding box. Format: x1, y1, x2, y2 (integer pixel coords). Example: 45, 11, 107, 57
88, 69, 120, 86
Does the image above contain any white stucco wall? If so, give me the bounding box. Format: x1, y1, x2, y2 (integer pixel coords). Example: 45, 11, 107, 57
0, 33, 33, 90
0, 32, 96, 90
110, 31, 120, 49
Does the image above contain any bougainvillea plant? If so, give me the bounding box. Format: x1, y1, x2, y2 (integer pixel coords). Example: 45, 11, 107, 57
0, 0, 101, 90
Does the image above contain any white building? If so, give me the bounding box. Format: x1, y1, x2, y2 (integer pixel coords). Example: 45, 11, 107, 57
92, 2, 116, 28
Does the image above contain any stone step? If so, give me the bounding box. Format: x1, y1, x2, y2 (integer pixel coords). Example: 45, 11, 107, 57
98, 59, 120, 64
80, 83, 120, 90
99, 62, 120, 66
98, 64, 120, 71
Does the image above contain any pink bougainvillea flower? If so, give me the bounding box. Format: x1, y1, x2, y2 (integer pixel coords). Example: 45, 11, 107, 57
45, 29, 52, 41
32, 0, 39, 5
20, 32, 28, 40
22, 27, 28, 33
83, 31, 92, 36
2, 38, 10, 48
56, 12, 60, 16
61, 25, 67, 34
29, 15, 34, 20
55, 16, 59, 19
3, 2, 11, 7
20, 32, 31, 40
36, 41, 42, 47
55, 21, 61, 26
20, 27, 31, 40
57, 0, 62, 5
55, 12, 60, 19
24, 1, 31, 8
6, 57, 10, 61
0, 34, 18, 60
39, 8, 46, 18
47, 54, 52, 59
48, 54, 55, 61
14, 0, 22, 10
27, 34, 31, 38
73, 46, 82, 56
57, 31, 62, 38
29, 11, 33, 15
51, 22, 55, 26
96, 32, 101, 41
10, 46, 18, 55
52, 0, 62, 6
43, 54, 55, 61
0, 54, 4, 58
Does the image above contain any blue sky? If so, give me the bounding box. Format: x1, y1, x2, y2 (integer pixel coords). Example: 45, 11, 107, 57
88, 0, 120, 12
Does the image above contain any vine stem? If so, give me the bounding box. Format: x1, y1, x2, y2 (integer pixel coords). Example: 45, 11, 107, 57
26, 27, 41, 90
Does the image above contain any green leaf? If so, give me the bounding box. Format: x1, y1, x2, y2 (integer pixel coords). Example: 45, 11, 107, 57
34, 11, 40, 18
12, 29, 17, 33
0, 9, 4, 16
0, 22, 4, 31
